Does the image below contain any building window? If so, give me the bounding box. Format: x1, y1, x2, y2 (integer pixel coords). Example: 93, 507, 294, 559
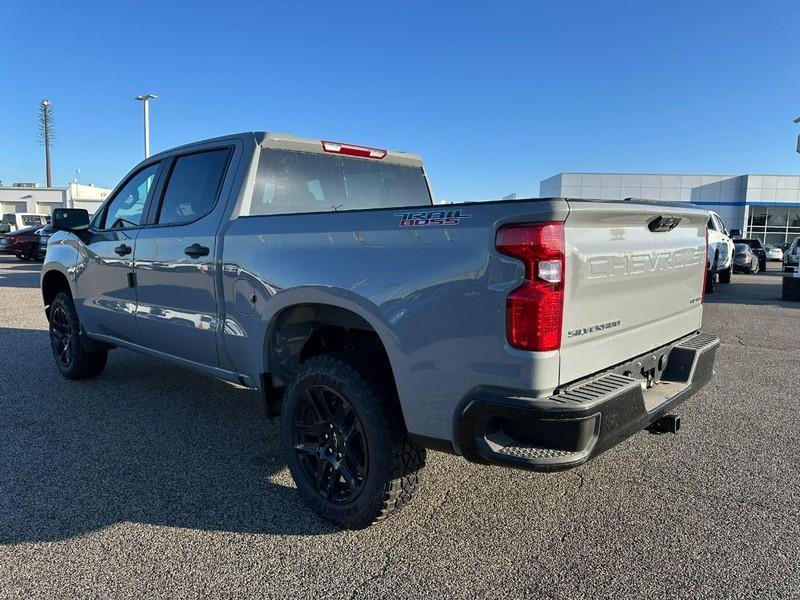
747, 204, 800, 244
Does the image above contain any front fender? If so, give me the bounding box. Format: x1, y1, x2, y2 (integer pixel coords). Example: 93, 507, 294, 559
41, 232, 81, 305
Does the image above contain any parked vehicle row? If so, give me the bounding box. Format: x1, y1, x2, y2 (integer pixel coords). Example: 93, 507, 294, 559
0, 212, 50, 234
0, 224, 53, 261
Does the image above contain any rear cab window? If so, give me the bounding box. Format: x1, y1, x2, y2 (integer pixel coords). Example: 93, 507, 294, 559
156, 149, 231, 225
244, 149, 431, 216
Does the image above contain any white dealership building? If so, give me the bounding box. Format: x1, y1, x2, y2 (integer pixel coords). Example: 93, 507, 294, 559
0, 182, 111, 217
540, 173, 800, 246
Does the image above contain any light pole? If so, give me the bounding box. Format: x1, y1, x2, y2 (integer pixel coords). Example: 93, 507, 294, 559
135, 94, 157, 158
795, 116, 800, 156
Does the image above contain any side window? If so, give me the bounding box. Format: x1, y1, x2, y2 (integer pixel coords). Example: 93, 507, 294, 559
102, 163, 160, 229
157, 149, 230, 225
707, 216, 717, 231
714, 215, 726, 234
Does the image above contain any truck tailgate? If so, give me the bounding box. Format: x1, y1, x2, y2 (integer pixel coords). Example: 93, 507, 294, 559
559, 200, 707, 385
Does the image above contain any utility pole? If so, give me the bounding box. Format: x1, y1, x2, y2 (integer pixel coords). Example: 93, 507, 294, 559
39, 100, 54, 187
135, 94, 157, 158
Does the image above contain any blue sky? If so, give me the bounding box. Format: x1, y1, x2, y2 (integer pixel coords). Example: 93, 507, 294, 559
3, 0, 800, 200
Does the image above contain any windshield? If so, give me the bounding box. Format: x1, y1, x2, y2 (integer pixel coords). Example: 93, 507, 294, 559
245, 149, 431, 216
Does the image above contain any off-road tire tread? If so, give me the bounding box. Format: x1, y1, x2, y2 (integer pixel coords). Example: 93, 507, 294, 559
50, 292, 108, 380
282, 353, 426, 529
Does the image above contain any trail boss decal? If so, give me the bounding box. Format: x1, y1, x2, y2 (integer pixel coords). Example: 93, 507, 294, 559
396, 210, 472, 227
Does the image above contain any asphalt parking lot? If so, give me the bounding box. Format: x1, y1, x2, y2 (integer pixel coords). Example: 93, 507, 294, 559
0, 257, 798, 599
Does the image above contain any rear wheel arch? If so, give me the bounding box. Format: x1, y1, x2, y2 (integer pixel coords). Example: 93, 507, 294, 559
264, 303, 404, 420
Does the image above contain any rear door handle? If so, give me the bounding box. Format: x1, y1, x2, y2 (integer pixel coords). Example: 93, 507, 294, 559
184, 243, 210, 258
114, 243, 132, 256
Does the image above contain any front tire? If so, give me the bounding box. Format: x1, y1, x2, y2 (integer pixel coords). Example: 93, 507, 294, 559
48, 292, 108, 379
281, 354, 426, 529
706, 262, 716, 294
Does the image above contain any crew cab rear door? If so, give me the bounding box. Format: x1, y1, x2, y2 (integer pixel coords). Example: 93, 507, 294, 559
132, 143, 238, 368
559, 201, 707, 385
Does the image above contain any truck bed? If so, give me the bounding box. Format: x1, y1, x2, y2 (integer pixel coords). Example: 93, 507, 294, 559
220, 196, 707, 445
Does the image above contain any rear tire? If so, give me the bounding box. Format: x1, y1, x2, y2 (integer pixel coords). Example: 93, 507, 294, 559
48, 292, 108, 379
281, 353, 426, 529
718, 265, 732, 284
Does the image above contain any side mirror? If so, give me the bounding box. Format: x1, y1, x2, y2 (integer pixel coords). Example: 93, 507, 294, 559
730, 228, 741, 237
52, 208, 90, 232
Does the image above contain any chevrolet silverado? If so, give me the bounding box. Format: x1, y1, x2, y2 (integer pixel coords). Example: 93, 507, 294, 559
41, 132, 718, 528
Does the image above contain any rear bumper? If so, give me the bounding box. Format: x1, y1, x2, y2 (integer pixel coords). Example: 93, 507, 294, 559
458, 332, 719, 471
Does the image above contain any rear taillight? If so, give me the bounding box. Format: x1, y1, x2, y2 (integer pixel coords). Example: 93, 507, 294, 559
496, 222, 565, 352
321, 140, 387, 159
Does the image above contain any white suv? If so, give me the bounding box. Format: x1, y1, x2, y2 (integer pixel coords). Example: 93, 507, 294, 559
706, 211, 735, 292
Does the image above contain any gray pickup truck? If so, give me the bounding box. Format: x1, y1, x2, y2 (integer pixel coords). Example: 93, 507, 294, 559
41, 132, 718, 528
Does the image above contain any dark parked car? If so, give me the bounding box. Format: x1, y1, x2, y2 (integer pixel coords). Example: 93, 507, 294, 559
733, 243, 760, 274
36, 224, 54, 258
0, 225, 46, 261
733, 238, 766, 272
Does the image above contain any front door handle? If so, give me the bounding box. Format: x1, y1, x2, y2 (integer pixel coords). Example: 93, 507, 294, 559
114, 243, 132, 257
184, 243, 210, 258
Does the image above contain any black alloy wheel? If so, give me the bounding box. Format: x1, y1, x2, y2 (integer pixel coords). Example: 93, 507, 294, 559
281, 354, 426, 529
49, 303, 74, 369
292, 384, 368, 503
47, 292, 108, 379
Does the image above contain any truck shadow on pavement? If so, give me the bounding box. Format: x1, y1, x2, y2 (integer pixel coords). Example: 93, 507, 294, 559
0, 327, 338, 543
0, 260, 44, 289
